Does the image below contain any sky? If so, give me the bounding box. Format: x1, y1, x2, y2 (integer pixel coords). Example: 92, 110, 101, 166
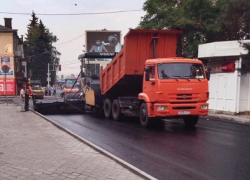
0, 0, 146, 77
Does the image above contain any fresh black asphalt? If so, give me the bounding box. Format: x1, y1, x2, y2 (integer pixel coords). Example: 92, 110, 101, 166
45, 113, 250, 180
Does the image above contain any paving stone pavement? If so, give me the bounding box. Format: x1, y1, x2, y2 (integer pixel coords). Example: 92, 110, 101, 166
0, 104, 145, 180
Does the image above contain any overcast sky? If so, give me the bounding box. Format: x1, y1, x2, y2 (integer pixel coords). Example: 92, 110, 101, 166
0, 0, 146, 76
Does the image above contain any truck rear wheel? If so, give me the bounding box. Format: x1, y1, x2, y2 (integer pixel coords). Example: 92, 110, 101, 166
183, 116, 199, 127
112, 99, 122, 121
104, 99, 112, 119
139, 103, 151, 127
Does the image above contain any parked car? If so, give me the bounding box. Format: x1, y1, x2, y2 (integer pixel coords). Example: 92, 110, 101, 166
31, 85, 44, 99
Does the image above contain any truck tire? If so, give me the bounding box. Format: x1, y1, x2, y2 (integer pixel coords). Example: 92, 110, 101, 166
112, 99, 122, 121
183, 116, 199, 127
104, 99, 112, 119
139, 103, 151, 127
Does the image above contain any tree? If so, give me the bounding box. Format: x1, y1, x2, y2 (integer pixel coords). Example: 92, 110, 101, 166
24, 12, 60, 86
239, 42, 250, 74
218, 0, 250, 40
138, 0, 250, 58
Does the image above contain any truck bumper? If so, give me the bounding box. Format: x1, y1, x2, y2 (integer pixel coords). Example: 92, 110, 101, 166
147, 102, 208, 117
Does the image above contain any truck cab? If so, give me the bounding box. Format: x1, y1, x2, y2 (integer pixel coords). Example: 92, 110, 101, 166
138, 58, 209, 127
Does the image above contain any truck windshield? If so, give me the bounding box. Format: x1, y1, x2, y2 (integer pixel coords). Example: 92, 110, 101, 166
158, 63, 205, 79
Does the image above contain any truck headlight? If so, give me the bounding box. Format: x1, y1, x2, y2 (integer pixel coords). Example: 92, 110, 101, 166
201, 105, 208, 109
157, 106, 167, 111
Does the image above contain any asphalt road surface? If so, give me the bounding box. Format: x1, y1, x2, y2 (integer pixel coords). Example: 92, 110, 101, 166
45, 113, 250, 180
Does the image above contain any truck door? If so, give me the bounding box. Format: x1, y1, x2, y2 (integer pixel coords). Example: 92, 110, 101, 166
144, 66, 157, 102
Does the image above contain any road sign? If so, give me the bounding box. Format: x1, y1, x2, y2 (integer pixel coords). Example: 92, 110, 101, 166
2, 65, 10, 73
47, 73, 51, 76
47, 77, 51, 81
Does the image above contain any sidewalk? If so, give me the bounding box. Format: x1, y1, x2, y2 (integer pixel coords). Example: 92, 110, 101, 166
204, 113, 250, 125
0, 104, 145, 180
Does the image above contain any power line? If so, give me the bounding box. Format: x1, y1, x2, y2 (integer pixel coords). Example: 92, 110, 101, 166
55, 34, 84, 47
13, 10, 142, 61
19, 33, 84, 60
0, 9, 142, 16
61, 62, 80, 66
60, 67, 79, 69
60, 59, 80, 63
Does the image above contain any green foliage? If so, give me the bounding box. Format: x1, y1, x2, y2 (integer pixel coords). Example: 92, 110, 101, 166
24, 11, 60, 86
239, 43, 250, 74
243, 43, 250, 56
138, 0, 250, 58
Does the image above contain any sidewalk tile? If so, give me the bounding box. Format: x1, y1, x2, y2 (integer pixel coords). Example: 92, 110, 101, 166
0, 104, 145, 180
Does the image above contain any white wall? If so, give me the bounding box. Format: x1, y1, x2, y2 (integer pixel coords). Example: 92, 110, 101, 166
239, 72, 250, 112
209, 71, 238, 112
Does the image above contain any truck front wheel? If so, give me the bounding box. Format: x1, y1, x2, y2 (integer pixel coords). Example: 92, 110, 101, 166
183, 116, 199, 127
139, 103, 151, 127
104, 99, 112, 119
112, 99, 122, 121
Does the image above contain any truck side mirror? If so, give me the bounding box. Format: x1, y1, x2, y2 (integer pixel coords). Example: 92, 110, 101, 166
144, 67, 151, 81
145, 71, 150, 81
144, 67, 151, 72
206, 67, 211, 81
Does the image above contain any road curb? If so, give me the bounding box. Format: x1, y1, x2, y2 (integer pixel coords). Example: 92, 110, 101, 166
30, 109, 157, 180
200, 115, 250, 126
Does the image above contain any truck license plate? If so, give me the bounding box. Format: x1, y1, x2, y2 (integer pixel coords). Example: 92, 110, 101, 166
178, 111, 191, 115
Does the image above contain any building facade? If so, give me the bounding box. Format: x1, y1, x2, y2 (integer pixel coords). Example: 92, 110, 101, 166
0, 18, 25, 95
198, 40, 250, 114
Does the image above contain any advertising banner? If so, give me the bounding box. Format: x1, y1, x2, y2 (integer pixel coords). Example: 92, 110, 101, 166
0, 78, 16, 95
209, 61, 236, 73
0, 57, 13, 75
86, 31, 121, 60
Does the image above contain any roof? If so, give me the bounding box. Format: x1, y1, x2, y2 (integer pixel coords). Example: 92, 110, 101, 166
0, 24, 22, 44
145, 58, 203, 65
0, 25, 13, 32
198, 40, 250, 59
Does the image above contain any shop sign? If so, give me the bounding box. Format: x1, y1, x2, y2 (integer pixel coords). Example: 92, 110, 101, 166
0, 78, 16, 95
209, 62, 235, 73
221, 62, 235, 72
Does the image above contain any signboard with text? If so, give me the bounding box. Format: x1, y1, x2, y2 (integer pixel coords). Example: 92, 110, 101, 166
209, 61, 236, 73
0, 78, 16, 95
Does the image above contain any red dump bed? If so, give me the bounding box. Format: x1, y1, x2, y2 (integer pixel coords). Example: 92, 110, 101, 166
100, 29, 182, 95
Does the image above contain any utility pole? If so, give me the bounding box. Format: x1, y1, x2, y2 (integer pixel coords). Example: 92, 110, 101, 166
47, 47, 57, 87
80, 58, 83, 79
47, 61, 59, 87
2, 65, 10, 105
4, 72, 7, 105
47, 63, 50, 87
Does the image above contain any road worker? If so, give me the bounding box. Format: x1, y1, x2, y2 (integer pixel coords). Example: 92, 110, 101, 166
25, 83, 33, 111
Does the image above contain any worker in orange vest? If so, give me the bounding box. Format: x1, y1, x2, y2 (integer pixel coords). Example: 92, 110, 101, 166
25, 83, 33, 111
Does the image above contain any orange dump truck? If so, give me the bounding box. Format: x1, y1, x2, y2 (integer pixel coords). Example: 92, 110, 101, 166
85, 29, 210, 127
